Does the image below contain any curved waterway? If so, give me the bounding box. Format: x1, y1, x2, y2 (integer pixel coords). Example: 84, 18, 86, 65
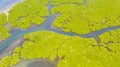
0, 0, 120, 53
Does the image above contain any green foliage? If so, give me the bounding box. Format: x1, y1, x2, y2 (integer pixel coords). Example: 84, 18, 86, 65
9, 53, 21, 66
0, 13, 7, 27
20, 31, 120, 67
98, 29, 120, 67
51, 0, 120, 34
8, 0, 49, 28
14, 47, 22, 53
99, 29, 120, 53
99, 29, 120, 44
0, 53, 20, 67
0, 0, 120, 67
0, 31, 119, 67
21, 31, 69, 59
0, 56, 11, 67
0, 13, 10, 40
0, 27, 10, 40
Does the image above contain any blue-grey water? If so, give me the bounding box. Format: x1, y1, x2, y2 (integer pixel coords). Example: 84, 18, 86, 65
27, 60, 57, 67
84, 0, 86, 4
0, 0, 120, 53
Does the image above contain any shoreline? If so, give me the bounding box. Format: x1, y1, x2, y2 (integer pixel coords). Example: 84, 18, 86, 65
0, 0, 24, 15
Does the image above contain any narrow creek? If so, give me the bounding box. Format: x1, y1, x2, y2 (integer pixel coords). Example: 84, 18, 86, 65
0, 0, 120, 53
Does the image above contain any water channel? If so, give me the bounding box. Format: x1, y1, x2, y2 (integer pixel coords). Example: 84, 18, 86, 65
0, 0, 120, 53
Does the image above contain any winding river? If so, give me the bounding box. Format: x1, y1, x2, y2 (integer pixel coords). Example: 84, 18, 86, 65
0, 0, 120, 53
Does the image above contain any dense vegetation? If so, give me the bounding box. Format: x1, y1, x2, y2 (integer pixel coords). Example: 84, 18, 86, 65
0, 0, 120, 67
51, 0, 120, 34
99, 29, 120, 54
0, 13, 10, 40
8, 0, 49, 28
0, 31, 120, 67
